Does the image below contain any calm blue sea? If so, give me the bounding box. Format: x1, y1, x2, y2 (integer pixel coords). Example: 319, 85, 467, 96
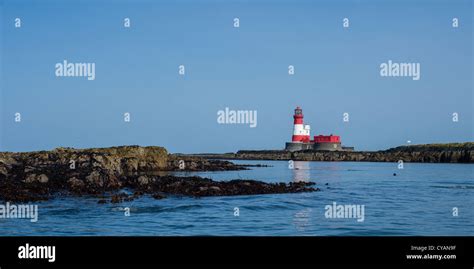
1, 160, 473, 236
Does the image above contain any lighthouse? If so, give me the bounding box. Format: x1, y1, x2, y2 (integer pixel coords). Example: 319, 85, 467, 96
285, 106, 354, 152
291, 106, 311, 143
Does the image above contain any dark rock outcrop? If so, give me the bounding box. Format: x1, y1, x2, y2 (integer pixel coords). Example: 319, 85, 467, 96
130, 176, 316, 197
167, 157, 247, 171
0, 146, 317, 202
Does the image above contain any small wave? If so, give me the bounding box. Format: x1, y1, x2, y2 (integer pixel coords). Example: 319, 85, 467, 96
240, 204, 293, 211
282, 200, 309, 207
135, 204, 204, 214
46, 208, 82, 215
430, 185, 474, 189
324, 226, 415, 236
162, 224, 196, 230
434, 181, 474, 185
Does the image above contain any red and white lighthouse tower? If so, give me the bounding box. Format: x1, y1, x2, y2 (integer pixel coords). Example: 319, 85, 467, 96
286, 106, 353, 151
291, 106, 311, 143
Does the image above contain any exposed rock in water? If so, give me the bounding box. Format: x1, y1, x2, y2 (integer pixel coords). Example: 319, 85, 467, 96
131, 176, 317, 197
167, 157, 248, 171
0, 146, 317, 202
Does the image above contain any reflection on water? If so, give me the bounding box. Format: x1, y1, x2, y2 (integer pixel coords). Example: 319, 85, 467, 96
292, 161, 310, 182
293, 208, 312, 232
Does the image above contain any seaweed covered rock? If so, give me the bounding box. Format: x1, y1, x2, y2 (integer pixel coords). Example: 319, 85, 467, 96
0, 146, 317, 202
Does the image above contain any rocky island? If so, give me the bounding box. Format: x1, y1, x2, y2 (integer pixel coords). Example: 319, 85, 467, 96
188, 143, 474, 163
0, 146, 317, 203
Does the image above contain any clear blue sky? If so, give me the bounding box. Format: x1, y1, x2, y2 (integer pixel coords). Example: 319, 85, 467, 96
1, 0, 473, 153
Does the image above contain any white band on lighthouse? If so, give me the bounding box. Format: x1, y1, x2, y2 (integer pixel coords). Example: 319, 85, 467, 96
293, 124, 310, 136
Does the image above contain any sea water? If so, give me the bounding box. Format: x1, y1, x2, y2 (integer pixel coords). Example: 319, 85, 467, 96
0, 161, 473, 236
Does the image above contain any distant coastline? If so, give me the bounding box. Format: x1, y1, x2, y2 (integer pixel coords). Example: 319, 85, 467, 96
0, 142, 472, 202
179, 143, 474, 163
